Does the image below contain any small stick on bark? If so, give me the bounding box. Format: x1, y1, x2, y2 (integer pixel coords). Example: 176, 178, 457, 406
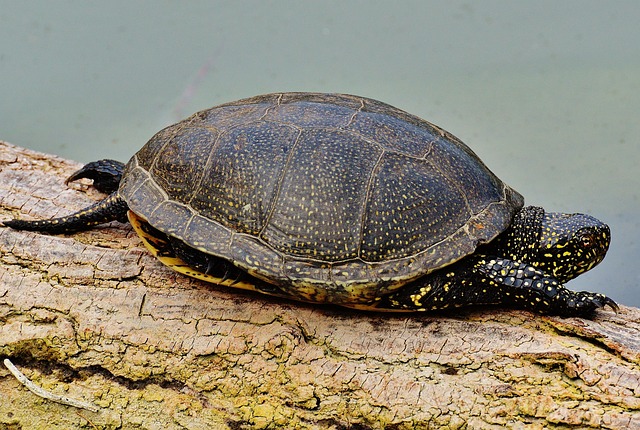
3, 358, 99, 413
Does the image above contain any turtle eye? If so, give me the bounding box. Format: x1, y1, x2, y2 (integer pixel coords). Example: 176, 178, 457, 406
580, 233, 594, 249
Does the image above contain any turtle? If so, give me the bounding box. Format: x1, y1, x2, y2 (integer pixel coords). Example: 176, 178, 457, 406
3, 92, 617, 317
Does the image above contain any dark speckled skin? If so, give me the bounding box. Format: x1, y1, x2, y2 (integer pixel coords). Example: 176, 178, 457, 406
2, 93, 616, 317
377, 206, 615, 316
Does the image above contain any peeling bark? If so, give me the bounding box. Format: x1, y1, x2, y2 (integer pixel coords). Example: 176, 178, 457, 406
1, 141, 639, 429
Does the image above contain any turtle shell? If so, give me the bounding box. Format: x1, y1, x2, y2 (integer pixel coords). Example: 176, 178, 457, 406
119, 93, 524, 304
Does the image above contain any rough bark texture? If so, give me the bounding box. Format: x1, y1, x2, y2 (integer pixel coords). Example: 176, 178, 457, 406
0, 141, 639, 429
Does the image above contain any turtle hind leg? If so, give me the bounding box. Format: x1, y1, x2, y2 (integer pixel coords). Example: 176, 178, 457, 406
65, 159, 126, 194
3, 159, 128, 234
3, 192, 129, 234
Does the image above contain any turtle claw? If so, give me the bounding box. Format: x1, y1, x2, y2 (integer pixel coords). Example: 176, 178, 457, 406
585, 292, 619, 313
567, 291, 618, 317
602, 296, 620, 313
546, 288, 618, 317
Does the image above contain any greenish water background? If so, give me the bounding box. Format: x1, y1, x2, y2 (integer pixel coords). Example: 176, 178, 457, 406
1, 1, 638, 306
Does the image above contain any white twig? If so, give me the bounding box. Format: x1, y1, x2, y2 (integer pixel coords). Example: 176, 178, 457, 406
3, 358, 99, 413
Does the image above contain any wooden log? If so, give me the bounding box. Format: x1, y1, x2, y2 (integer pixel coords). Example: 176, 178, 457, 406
0, 141, 639, 429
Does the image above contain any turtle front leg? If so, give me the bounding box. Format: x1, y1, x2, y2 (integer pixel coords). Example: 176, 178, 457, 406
474, 257, 617, 316
375, 256, 617, 317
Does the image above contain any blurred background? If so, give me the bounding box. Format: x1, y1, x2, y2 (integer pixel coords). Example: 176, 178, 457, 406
1, 1, 638, 306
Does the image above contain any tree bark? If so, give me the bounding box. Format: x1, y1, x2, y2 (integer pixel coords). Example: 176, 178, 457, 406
0, 141, 639, 429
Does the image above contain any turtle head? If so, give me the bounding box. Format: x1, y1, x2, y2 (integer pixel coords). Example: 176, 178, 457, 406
534, 212, 610, 283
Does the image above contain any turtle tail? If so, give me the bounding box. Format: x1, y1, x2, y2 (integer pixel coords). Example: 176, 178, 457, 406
3, 192, 129, 234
